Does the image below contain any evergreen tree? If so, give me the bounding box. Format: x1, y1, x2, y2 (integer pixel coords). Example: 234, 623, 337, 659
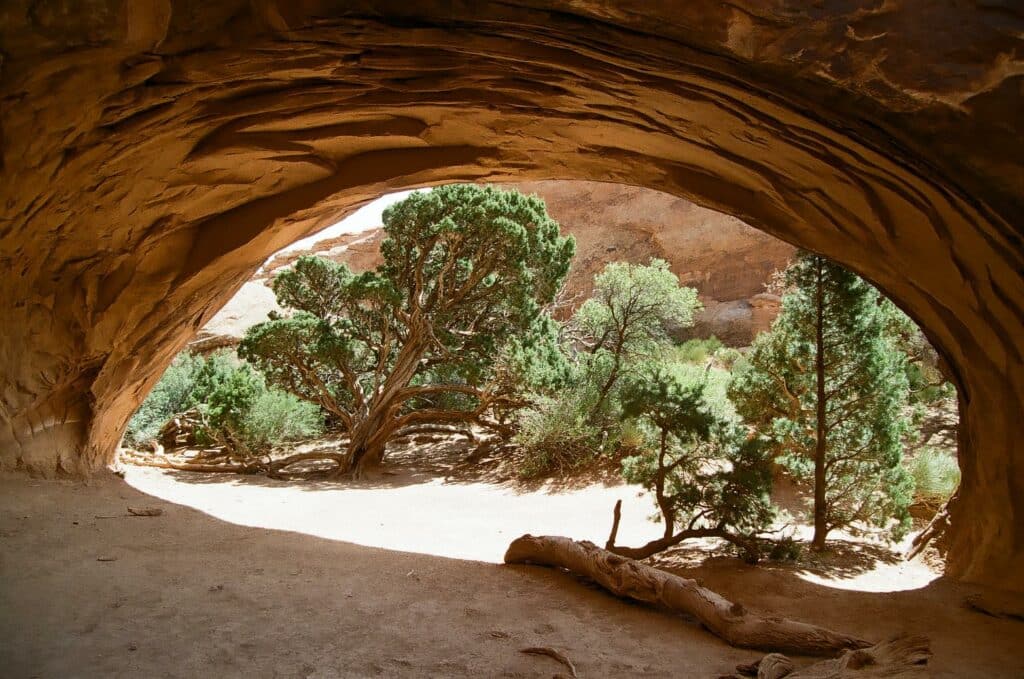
729, 253, 912, 547
606, 360, 774, 561
239, 185, 574, 476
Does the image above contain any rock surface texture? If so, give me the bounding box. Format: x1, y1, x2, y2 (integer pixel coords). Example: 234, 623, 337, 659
0, 1, 1021, 590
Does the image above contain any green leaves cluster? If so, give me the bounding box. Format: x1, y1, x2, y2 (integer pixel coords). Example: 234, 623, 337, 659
239, 185, 576, 471
619, 361, 774, 540
124, 350, 322, 454
729, 253, 913, 542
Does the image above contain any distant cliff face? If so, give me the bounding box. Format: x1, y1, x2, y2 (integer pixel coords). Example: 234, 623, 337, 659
198, 182, 794, 348
507, 182, 794, 345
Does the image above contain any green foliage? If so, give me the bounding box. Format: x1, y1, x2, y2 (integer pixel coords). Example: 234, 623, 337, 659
905, 447, 960, 506
673, 336, 723, 364
513, 392, 601, 478
124, 352, 203, 446
574, 259, 700, 357
768, 535, 803, 562
570, 259, 701, 423
240, 185, 576, 468
241, 390, 324, 452
125, 350, 324, 454
619, 360, 774, 539
712, 346, 744, 371
189, 351, 264, 444
879, 299, 956, 407
729, 253, 913, 542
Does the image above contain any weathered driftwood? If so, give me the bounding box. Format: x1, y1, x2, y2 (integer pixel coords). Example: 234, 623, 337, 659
504, 535, 869, 656
906, 497, 951, 561
729, 636, 930, 678
266, 451, 348, 478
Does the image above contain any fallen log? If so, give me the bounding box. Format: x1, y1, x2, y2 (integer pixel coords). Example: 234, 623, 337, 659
906, 497, 951, 561
504, 534, 869, 656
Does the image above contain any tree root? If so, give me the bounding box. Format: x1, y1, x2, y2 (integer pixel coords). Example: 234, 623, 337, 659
727, 635, 930, 678
504, 534, 869, 656
520, 647, 578, 678
121, 450, 260, 474
266, 451, 349, 479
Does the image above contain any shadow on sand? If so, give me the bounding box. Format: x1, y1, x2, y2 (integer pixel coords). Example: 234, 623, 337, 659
2, 474, 1023, 678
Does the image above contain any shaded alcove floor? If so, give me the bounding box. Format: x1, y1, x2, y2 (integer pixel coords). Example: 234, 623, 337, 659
1, 474, 1022, 678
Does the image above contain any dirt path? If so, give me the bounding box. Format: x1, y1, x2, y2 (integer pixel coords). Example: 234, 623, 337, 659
2, 459, 1022, 677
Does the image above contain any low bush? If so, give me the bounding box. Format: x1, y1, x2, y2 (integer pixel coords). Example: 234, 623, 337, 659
124, 353, 202, 446
240, 390, 324, 452
125, 349, 325, 455
514, 393, 601, 478
905, 447, 960, 506
673, 336, 723, 364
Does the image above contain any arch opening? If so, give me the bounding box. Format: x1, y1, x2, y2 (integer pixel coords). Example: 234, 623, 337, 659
1, 5, 1020, 590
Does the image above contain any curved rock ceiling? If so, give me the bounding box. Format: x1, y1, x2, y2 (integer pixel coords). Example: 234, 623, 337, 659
0, 2, 1021, 589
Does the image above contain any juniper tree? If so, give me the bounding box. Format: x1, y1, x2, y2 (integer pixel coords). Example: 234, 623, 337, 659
239, 185, 574, 476
729, 253, 912, 548
606, 360, 773, 561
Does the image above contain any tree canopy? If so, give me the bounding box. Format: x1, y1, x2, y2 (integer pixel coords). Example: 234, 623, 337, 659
605, 360, 773, 560
239, 184, 575, 476
729, 252, 912, 547
571, 258, 700, 422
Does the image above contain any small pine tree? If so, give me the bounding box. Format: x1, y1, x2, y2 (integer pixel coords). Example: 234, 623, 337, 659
729, 253, 912, 547
607, 360, 773, 561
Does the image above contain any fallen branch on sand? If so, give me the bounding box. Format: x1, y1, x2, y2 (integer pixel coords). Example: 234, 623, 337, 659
520, 647, 578, 677
724, 635, 930, 678
504, 534, 870, 656
605, 498, 760, 562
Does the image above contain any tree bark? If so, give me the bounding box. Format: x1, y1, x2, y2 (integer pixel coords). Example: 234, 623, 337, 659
504, 534, 869, 656
812, 257, 829, 550
729, 636, 929, 678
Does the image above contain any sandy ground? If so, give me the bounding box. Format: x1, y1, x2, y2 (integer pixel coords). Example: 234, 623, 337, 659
2, 448, 1023, 678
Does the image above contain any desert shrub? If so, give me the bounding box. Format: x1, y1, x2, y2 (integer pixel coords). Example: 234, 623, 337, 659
189, 351, 264, 446
712, 346, 743, 370
768, 535, 803, 562
124, 352, 203, 446
125, 349, 325, 455
614, 360, 775, 559
514, 392, 601, 478
906, 447, 960, 506
672, 336, 723, 364
240, 389, 324, 452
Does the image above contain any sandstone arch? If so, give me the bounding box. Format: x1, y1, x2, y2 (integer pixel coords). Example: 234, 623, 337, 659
1, 2, 1021, 590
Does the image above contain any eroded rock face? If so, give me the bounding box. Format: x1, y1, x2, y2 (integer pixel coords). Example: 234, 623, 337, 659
0, 2, 1021, 588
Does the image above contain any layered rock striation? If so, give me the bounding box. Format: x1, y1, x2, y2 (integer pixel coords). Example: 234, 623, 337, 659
0, 2, 1021, 588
